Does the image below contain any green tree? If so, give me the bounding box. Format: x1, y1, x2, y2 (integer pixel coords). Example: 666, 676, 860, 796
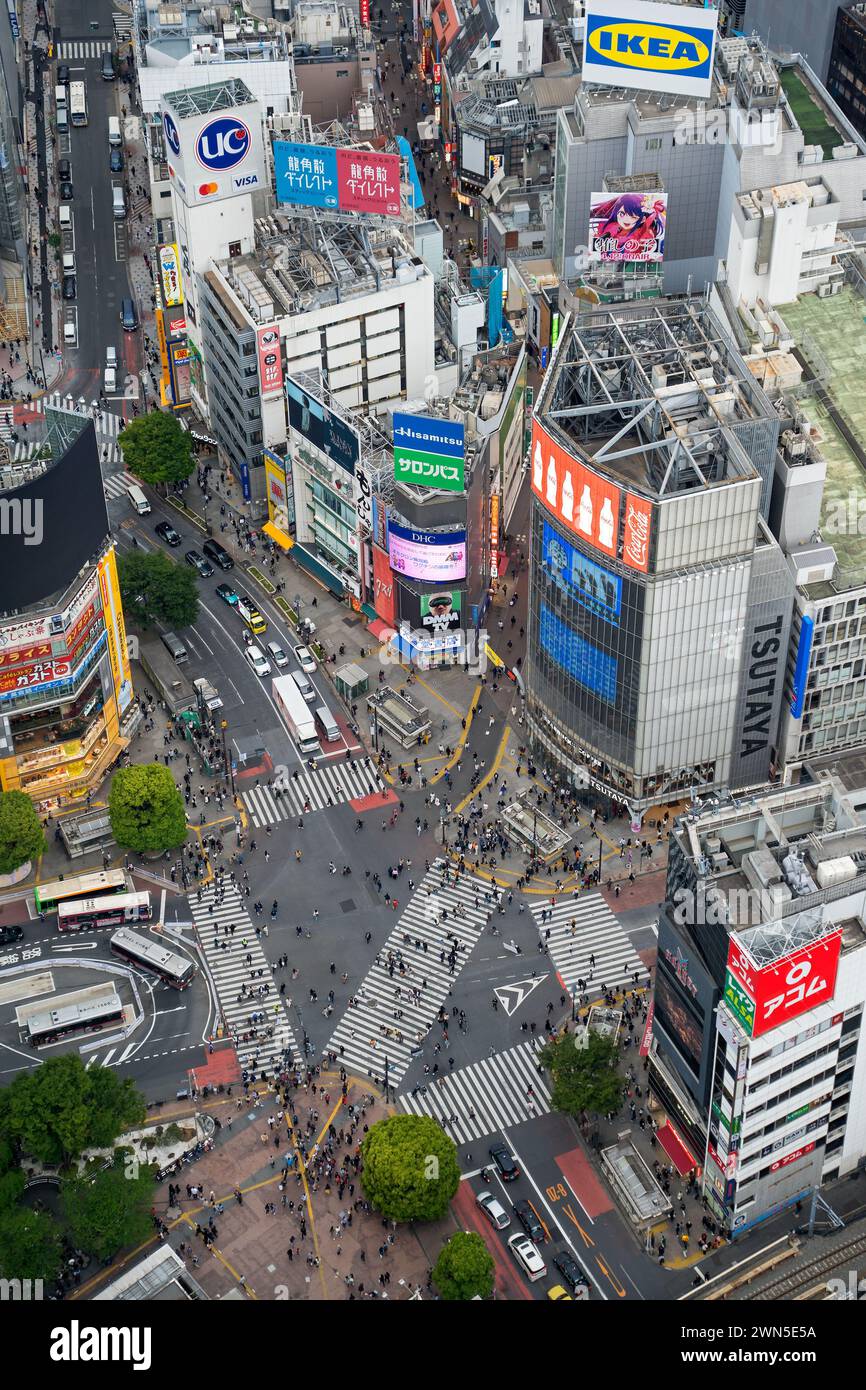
539, 1031, 623, 1120
0, 1206, 62, 1282
0, 1055, 146, 1168
61, 1160, 154, 1262
117, 550, 199, 630
0, 789, 45, 875
118, 410, 194, 488
360, 1114, 460, 1222
432, 1231, 494, 1301
109, 763, 187, 854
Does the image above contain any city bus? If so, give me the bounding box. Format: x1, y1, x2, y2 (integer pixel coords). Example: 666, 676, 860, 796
57, 891, 152, 933
34, 868, 128, 914
69, 80, 87, 125
26, 991, 124, 1047
109, 928, 197, 990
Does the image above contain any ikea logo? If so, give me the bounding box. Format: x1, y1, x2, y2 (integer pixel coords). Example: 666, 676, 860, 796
586, 14, 713, 76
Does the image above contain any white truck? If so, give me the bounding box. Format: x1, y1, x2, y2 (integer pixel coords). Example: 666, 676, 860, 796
272, 673, 319, 757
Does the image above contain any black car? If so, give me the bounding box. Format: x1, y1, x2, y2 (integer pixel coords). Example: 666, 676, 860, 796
215, 583, 239, 606
57, 63, 70, 84
62, 275, 76, 300
0, 925, 24, 946
110, 147, 124, 173
185, 549, 214, 577
59, 181, 74, 201
57, 157, 71, 180
489, 1141, 520, 1182
155, 521, 181, 547
553, 1252, 590, 1295
513, 1199, 545, 1242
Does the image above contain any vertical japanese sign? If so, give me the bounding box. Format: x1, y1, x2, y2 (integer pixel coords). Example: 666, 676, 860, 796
256, 324, 283, 398
336, 149, 401, 217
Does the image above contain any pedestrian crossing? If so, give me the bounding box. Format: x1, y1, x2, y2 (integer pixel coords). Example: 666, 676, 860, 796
529, 892, 650, 1002
113, 13, 134, 43
323, 859, 491, 1088
104, 468, 137, 500
129, 190, 150, 217
189, 881, 301, 1079
242, 757, 383, 824
21, 394, 125, 438
399, 1039, 550, 1143
57, 40, 114, 59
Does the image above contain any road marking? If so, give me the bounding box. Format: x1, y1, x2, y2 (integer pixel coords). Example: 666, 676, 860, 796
190, 625, 213, 656
493, 975, 547, 1016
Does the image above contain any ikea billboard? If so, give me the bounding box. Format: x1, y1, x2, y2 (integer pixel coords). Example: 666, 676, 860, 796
582, 0, 718, 100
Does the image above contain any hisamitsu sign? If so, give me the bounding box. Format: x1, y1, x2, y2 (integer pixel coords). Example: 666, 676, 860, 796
582, 0, 718, 100
393, 412, 465, 492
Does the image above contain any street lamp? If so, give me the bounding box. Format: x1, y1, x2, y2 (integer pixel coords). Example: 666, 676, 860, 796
221, 720, 235, 797
440, 809, 448, 847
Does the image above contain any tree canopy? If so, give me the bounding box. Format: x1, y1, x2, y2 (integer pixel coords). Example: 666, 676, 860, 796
118, 410, 194, 488
118, 549, 199, 630
360, 1114, 460, 1222
538, 1030, 624, 1120
0, 1055, 146, 1168
108, 763, 187, 854
0, 1206, 62, 1282
432, 1231, 494, 1301
0, 790, 45, 875
61, 1160, 154, 1262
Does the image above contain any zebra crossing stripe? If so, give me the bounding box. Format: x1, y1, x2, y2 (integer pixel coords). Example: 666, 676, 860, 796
189, 883, 301, 1076
399, 1040, 550, 1143
529, 892, 650, 999
242, 759, 386, 824
104, 470, 136, 499
323, 859, 493, 1087
57, 40, 114, 58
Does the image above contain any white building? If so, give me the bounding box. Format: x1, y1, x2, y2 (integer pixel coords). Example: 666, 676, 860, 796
724, 178, 853, 308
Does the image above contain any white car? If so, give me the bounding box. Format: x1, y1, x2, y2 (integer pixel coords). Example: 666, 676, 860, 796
294, 644, 316, 674
476, 1191, 511, 1230
507, 1232, 547, 1282
266, 640, 289, 668
245, 644, 272, 678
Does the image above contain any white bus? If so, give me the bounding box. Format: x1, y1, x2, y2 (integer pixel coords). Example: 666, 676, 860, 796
69, 81, 87, 126
273, 672, 320, 757
110, 928, 197, 990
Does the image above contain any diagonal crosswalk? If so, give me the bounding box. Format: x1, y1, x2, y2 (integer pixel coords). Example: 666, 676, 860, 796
242, 757, 385, 824
399, 1039, 551, 1144
189, 881, 301, 1079
323, 859, 492, 1087
104, 468, 137, 500
529, 892, 650, 1001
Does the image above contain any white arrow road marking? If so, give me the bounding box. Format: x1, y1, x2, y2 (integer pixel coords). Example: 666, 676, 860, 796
494, 975, 548, 1016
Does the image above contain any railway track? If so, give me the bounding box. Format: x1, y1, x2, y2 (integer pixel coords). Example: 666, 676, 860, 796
749, 1226, 866, 1300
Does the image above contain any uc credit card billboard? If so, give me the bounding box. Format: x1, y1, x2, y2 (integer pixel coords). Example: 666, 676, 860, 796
582, 0, 718, 100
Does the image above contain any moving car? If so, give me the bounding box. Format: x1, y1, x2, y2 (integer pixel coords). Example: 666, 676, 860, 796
476, 1191, 510, 1230
185, 549, 214, 577
57, 63, 70, 83
553, 1252, 590, 1295
155, 521, 181, 547
266, 640, 289, 669
245, 645, 272, 678
203, 538, 233, 570
507, 1232, 546, 1282
57, 157, 71, 180
59, 180, 74, 200
513, 1199, 545, 1243
216, 583, 238, 606
0, 925, 24, 946
236, 596, 267, 635
294, 644, 316, 674
547, 1286, 573, 1301
489, 1141, 520, 1182
62, 275, 76, 300
110, 147, 124, 172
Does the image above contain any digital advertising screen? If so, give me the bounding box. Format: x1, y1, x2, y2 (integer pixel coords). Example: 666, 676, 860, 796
388, 521, 467, 583
541, 519, 622, 626
589, 190, 667, 263
538, 601, 618, 703
286, 380, 359, 476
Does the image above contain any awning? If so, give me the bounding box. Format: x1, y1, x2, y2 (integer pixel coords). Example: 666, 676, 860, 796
263, 521, 294, 552
656, 1119, 699, 1177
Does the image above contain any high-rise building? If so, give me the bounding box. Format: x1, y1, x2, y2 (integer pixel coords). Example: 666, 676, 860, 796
0, 20, 30, 341
826, 2, 866, 142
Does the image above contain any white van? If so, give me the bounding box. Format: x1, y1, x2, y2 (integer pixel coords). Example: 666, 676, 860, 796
112, 186, 125, 219
127, 483, 150, 515
108, 115, 121, 146
62, 252, 75, 274
63, 321, 76, 346
315, 705, 340, 743
292, 670, 315, 703
104, 366, 116, 393
58, 205, 71, 229
55, 84, 67, 108
106, 345, 118, 370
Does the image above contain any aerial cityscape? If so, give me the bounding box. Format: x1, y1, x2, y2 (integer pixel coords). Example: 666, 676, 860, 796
0, 0, 864, 1346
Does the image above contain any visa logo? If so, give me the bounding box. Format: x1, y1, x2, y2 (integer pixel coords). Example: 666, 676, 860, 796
587, 19, 712, 73
234, 173, 260, 188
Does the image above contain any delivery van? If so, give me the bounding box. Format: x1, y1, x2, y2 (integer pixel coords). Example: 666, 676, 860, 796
161, 631, 188, 664
315, 705, 340, 743
62, 252, 75, 274
108, 115, 121, 146
127, 483, 150, 515
63, 321, 76, 346
112, 185, 126, 219
56, 105, 68, 133
55, 84, 67, 108
59, 205, 72, 229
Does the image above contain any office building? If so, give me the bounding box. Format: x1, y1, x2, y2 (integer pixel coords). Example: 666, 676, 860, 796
826, 2, 866, 142
721, 0, 842, 82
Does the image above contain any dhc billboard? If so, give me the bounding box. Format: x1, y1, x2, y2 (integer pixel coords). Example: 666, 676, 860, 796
582, 0, 718, 100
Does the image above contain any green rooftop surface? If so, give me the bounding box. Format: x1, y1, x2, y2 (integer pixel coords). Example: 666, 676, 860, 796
780, 287, 866, 589
779, 68, 845, 158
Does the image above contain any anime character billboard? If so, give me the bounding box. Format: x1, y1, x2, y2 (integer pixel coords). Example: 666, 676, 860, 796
588, 191, 667, 262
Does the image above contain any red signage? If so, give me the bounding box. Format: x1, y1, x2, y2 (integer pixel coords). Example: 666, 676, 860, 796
0, 658, 71, 694
372, 545, 397, 628
726, 933, 842, 1039
531, 419, 620, 560
256, 323, 283, 397
335, 149, 400, 218
769, 1141, 816, 1174
0, 641, 53, 669
622, 492, 653, 573
359, 0, 370, 24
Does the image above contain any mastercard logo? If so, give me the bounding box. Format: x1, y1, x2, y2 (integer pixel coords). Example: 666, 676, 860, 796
198, 182, 219, 196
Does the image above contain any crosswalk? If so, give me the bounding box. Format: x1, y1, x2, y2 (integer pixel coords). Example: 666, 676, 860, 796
529, 892, 650, 1000
104, 468, 137, 500
190, 881, 301, 1079
323, 859, 490, 1088
17, 394, 125, 437
57, 40, 114, 59
113, 13, 134, 43
399, 1039, 551, 1144
129, 190, 150, 217
242, 758, 382, 824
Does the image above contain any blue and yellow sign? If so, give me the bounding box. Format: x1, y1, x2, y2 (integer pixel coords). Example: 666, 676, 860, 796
583, 0, 717, 99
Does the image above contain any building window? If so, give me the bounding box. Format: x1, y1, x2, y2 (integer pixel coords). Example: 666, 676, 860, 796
229, 241, 242, 257
645, 137, 662, 151
336, 69, 349, 77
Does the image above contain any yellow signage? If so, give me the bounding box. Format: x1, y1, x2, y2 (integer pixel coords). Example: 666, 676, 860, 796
98, 549, 134, 716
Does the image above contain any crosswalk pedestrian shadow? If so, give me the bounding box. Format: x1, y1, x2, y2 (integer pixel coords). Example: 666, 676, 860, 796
399, 1039, 550, 1144
242, 757, 387, 824
530, 893, 650, 1000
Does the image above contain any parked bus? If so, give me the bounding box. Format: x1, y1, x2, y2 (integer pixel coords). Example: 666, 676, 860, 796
110, 928, 197, 989
26, 991, 124, 1046
57, 891, 152, 933
34, 868, 128, 914
69, 80, 87, 125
